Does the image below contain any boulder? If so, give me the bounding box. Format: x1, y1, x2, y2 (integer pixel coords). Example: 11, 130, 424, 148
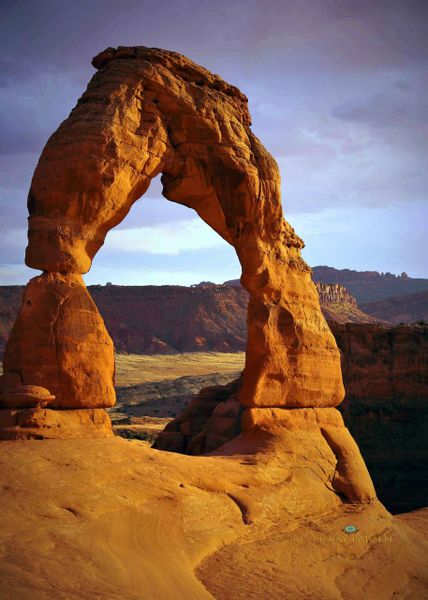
0, 385, 55, 409
0, 408, 113, 439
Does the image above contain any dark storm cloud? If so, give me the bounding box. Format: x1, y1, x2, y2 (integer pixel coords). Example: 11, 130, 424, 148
2, 0, 427, 80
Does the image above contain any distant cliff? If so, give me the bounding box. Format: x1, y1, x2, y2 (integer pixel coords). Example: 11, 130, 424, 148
0, 286, 23, 359
154, 320, 428, 513
90, 284, 248, 354
0, 281, 379, 356
316, 282, 357, 305
362, 290, 428, 324
224, 279, 379, 324
314, 282, 381, 324
332, 322, 428, 513
312, 266, 428, 304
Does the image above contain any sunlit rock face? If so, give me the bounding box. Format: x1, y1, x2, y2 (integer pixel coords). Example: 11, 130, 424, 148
6, 46, 344, 418
3, 273, 115, 409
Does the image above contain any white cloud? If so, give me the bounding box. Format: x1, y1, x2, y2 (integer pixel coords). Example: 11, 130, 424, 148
0, 264, 38, 284
83, 267, 212, 287
292, 200, 428, 278
104, 219, 226, 255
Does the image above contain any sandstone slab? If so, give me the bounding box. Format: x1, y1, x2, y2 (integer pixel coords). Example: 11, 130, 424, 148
0, 384, 55, 409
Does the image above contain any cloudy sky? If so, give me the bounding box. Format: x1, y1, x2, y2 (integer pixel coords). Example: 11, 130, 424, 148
1, 0, 427, 285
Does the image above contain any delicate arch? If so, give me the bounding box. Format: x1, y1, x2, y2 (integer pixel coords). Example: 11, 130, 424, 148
5, 46, 344, 413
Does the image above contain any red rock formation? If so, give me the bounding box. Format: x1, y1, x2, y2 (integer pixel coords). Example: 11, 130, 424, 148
0, 286, 22, 359
1, 273, 115, 438
3, 46, 375, 507
332, 322, 428, 512
316, 282, 357, 305
3, 273, 115, 409
89, 284, 248, 353
225, 278, 380, 324
0, 408, 112, 440
19, 46, 344, 412
156, 322, 426, 511
316, 281, 382, 323
155, 376, 376, 503
312, 266, 428, 304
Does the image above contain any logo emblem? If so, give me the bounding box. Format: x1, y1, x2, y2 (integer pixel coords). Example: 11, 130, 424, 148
343, 524, 359, 534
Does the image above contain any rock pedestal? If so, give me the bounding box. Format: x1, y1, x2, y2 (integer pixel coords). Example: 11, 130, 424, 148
0, 272, 115, 438
3, 272, 115, 409
154, 378, 376, 503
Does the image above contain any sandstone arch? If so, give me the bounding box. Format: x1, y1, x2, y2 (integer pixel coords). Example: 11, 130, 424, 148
3, 46, 343, 415
0, 46, 376, 501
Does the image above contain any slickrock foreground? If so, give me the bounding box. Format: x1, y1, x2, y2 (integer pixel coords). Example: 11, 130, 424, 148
1, 437, 427, 599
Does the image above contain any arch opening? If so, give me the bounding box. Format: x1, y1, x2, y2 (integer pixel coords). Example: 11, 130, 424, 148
85, 173, 241, 287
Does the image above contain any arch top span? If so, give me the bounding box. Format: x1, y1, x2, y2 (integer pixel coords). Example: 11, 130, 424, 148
26, 45, 300, 275
4, 46, 344, 419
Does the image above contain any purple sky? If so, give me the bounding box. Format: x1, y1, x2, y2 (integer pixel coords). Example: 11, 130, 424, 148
1, 0, 427, 285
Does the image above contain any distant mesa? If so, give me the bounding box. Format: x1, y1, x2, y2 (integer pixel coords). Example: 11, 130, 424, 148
0, 277, 378, 360
2, 266, 428, 358
311, 266, 428, 304
224, 276, 382, 325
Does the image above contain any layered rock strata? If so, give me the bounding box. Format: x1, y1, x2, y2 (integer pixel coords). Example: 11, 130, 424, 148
0, 281, 379, 357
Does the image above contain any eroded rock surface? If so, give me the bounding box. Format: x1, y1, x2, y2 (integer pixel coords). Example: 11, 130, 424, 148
155, 323, 427, 511
155, 379, 375, 504
334, 323, 428, 512
0, 407, 112, 440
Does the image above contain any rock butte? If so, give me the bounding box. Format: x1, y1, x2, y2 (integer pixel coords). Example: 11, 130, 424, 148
0, 45, 373, 501
1, 46, 427, 600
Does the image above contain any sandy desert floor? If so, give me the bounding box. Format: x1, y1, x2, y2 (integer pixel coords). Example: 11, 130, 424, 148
0, 351, 246, 385
114, 352, 246, 386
